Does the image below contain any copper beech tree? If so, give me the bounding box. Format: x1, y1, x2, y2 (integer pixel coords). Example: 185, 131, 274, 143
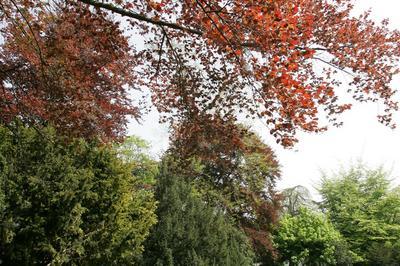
1, 0, 400, 145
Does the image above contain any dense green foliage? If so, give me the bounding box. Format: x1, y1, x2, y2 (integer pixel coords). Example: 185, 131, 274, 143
320, 165, 400, 264
141, 159, 255, 266
0, 125, 157, 265
274, 207, 343, 265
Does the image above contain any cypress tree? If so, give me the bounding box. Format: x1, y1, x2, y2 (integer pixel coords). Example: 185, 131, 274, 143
141, 159, 255, 266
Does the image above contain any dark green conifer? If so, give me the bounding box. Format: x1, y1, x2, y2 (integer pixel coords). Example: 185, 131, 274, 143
0, 124, 157, 265
141, 159, 255, 266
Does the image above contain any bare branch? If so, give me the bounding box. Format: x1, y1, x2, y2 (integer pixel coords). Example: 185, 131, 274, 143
313, 57, 356, 77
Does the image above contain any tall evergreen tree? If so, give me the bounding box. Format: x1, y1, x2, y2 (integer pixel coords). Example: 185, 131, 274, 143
141, 159, 255, 266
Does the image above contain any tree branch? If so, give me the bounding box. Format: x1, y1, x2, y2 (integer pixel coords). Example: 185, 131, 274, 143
76, 0, 274, 50
77, 0, 203, 35
313, 57, 356, 77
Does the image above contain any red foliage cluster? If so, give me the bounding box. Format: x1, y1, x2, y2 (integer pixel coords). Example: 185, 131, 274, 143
0, 1, 139, 141
111, 0, 400, 145
1, 0, 400, 145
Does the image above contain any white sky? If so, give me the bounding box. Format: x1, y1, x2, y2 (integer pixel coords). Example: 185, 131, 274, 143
128, 0, 400, 197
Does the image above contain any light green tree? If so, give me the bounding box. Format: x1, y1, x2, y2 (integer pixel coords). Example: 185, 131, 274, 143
273, 207, 347, 265
319, 164, 400, 264
115, 135, 159, 185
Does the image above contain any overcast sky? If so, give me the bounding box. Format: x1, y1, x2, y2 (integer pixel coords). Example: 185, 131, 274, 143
128, 0, 400, 197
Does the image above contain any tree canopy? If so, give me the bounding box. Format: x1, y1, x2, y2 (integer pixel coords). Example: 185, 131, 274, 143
1, 0, 399, 146
0, 1, 139, 141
